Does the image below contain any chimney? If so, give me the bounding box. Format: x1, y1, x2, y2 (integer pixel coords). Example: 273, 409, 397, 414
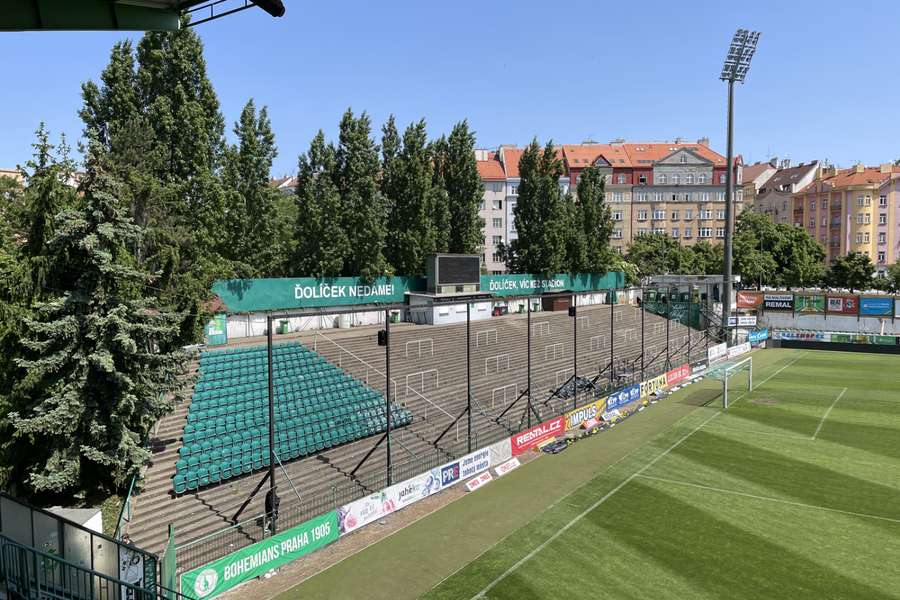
674, 136, 684, 143
769, 157, 778, 168
881, 163, 893, 174
697, 137, 710, 147
780, 158, 791, 169
609, 138, 625, 144
855, 163, 865, 174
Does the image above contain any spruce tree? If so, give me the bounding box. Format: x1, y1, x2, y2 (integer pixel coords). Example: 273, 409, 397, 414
563, 192, 588, 273
8, 142, 186, 499
334, 109, 390, 279
292, 131, 349, 277
506, 140, 567, 275
575, 166, 614, 273
435, 121, 484, 254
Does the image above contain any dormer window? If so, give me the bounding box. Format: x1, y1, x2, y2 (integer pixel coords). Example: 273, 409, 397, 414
680, 154, 688, 164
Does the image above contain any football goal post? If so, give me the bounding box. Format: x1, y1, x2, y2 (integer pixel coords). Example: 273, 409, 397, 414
706, 356, 752, 408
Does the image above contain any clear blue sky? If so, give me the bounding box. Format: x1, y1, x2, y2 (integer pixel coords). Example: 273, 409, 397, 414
1, 0, 897, 176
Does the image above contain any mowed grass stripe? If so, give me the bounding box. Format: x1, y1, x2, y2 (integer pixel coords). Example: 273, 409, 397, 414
427, 350, 900, 600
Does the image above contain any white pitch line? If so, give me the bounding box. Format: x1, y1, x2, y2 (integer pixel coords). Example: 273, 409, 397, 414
470, 410, 721, 599
703, 424, 810, 441
726, 351, 807, 408
811, 387, 848, 440
635, 474, 900, 525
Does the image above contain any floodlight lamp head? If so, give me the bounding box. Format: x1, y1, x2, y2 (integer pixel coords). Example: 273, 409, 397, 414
720, 28, 761, 83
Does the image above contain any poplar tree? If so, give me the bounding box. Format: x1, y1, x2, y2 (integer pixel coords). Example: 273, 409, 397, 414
433, 121, 484, 254
221, 100, 285, 275
576, 166, 614, 273
334, 109, 390, 279
292, 131, 349, 277
505, 140, 567, 275
8, 142, 186, 499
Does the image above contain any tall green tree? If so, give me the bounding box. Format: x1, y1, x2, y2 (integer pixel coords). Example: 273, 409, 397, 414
778, 225, 825, 288
626, 232, 692, 279
8, 143, 186, 500
688, 240, 724, 275
383, 119, 443, 275
504, 140, 567, 274
291, 131, 349, 277
562, 192, 587, 272
433, 121, 484, 254
883, 261, 900, 292
334, 109, 390, 279
221, 99, 285, 276
575, 166, 614, 273
79, 40, 139, 149
826, 251, 873, 292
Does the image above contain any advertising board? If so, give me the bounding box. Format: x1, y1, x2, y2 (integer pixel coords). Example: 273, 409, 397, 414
466, 472, 493, 491
182, 511, 338, 599
795, 295, 825, 313
860, 297, 894, 316
773, 330, 826, 341
511, 416, 565, 456
763, 293, 794, 311
736, 291, 763, 309
748, 328, 769, 345
665, 364, 692, 386
640, 375, 667, 398
338, 492, 388, 535
896, 298, 900, 318
826, 295, 858, 315
565, 399, 607, 430
727, 342, 751, 359
488, 438, 512, 467
727, 315, 757, 327
494, 457, 521, 477
707, 342, 727, 363
606, 384, 641, 411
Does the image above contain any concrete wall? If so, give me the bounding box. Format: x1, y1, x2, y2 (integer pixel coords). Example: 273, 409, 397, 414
761, 312, 899, 335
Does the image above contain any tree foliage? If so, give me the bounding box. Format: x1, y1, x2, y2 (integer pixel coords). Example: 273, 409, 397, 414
433, 121, 484, 254
8, 144, 186, 500
826, 252, 874, 292
504, 140, 568, 275
733, 210, 825, 288
575, 166, 614, 273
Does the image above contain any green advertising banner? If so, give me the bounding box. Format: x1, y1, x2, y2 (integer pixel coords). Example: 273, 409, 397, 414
212, 272, 624, 313
212, 277, 426, 313
481, 272, 623, 298
182, 511, 339, 599
795, 295, 825, 313
204, 313, 228, 346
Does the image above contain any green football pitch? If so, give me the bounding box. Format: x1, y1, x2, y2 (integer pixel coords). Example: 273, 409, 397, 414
278, 349, 900, 600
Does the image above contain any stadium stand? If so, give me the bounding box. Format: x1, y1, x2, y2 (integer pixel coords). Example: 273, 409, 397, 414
172, 342, 411, 493
128, 302, 712, 565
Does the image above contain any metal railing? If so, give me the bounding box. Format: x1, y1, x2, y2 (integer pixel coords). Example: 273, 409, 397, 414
314, 330, 399, 398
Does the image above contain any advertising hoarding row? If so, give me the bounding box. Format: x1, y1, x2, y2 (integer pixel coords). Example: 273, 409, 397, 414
736, 291, 763, 309
708, 342, 728, 363
727, 342, 751, 359
772, 330, 900, 345
182, 511, 339, 599
511, 416, 565, 456
748, 328, 769, 345
640, 375, 667, 398
665, 364, 692, 386
734, 291, 896, 318
763, 293, 794, 311
860, 297, 894, 316
606, 384, 641, 411
795, 295, 825, 313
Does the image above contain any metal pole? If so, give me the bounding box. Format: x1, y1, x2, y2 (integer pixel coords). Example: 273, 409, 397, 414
527, 297, 532, 428
572, 293, 577, 410
688, 289, 693, 363
466, 302, 472, 453
665, 290, 671, 369
609, 289, 615, 386
722, 77, 736, 345
385, 309, 392, 485
640, 287, 645, 380
266, 315, 276, 534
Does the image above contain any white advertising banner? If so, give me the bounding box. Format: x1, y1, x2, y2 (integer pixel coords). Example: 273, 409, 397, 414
495, 457, 521, 477
727, 315, 757, 327
727, 342, 751, 359
384, 468, 443, 512
488, 438, 512, 466
338, 491, 389, 535
708, 342, 727, 363
466, 472, 493, 492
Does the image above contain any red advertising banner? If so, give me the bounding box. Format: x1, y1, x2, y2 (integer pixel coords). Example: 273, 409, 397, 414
511, 416, 565, 456
666, 363, 692, 386
736, 291, 764, 309
826, 295, 858, 315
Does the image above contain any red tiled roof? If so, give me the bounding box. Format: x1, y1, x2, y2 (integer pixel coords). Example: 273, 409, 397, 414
797, 166, 895, 194
742, 162, 774, 183
476, 158, 505, 181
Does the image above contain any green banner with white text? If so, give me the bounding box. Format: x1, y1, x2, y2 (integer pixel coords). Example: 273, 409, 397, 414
181, 510, 339, 599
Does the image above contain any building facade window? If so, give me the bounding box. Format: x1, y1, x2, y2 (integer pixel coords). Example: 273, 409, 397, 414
684, 227, 693, 238
879, 195, 887, 206
879, 214, 887, 225
671, 210, 679, 220
637, 227, 648, 235
612, 192, 623, 202
652, 227, 665, 234
658, 174, 667, 184
492, 199, 503, 210
857, 196, 864, 206
700, 227, 712, 238
492, 235, 502, 245
672, 174, 680, 185
856, 233, 863, 244
719, 174, 726, 184
492, 217, 502, 228
685, 209, 693, 220
879, 232, 887, 244
508, 185, 518, 196
716, 192, 725, 201
672, 228, 680, 238
478, 200, 485, 210
716, 227, 725, 238
864, 232, 870, 243
717, 210, 725, 219
492, 252, 503, 262
612, 228, 622, 239
637, 210, 648, 221
653, 210, 665, 220
686, 174, 694, 184
639, 174, 647, 184
864, 213, 871, 224
617, 174, 627, 184
878, 251, 886, 263
698, 174, 707, 184
701, 209, 712, 219
684, 192, 692, 202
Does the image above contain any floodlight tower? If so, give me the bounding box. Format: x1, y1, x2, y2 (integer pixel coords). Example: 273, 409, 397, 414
719, 29, 760, 342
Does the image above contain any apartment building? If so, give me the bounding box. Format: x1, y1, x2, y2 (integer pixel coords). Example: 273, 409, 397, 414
475, 151, 508, 274
751, 160, 819, 224
792, 163, 900, 268
741, 160, 778, 207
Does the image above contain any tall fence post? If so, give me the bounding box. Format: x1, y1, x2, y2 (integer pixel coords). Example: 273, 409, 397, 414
572, 293, 577, 410
266, 315, 277, 535
385, 309, 393, 486
527, 297, 532, 428
466, 301, 472, 453
640, 286, 645, 381
609, 289, 615, 386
